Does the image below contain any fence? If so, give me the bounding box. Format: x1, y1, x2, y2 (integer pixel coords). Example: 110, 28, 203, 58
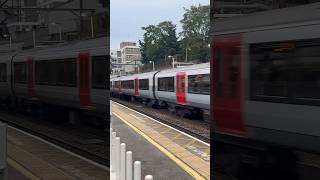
0, 122, 7, 180
110, 127, 153, 180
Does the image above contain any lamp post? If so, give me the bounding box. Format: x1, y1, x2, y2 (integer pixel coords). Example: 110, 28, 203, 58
185, 47, 191, 62
149, 61, 155, 71
168, 55, 174, 68
51, 22, 62, 41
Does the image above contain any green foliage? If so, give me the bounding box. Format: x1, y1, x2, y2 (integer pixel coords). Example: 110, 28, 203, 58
139, 4, 210, 64
139, 21, 180, 64
180, 4, 210, 62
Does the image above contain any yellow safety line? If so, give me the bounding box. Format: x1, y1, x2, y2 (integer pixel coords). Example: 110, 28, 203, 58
113, 111, 207, 180
7, 157, 41, 180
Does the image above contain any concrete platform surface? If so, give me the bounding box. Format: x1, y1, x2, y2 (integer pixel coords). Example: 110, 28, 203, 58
111, 101, 210, 180
7, 126, 109, 180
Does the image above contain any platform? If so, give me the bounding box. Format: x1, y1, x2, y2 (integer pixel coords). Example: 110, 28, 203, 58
6, 126, 108, 180
111, 101, 210, 180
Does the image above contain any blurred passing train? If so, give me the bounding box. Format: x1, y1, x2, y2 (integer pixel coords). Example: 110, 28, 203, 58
211, 2, 320, 167
0, 37, 108, 117
111, 63, 210, 120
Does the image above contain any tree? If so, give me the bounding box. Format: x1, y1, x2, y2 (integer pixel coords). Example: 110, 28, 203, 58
139, 21, 180, 64
180, 4, 210, 62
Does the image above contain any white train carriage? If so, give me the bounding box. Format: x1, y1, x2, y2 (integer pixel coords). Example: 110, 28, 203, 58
118, 75, 135, 96
212, 3, 320, 152
154, 63, 210, 111
132, 71, 156, 101
32, 37, 108, 112
0, 37, 108, 115
12, 48, 38, 99
0, 52, 15, 99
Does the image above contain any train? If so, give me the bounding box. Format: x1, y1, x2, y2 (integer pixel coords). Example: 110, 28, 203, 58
0, 37, 109, 118
111, 63, 210, 120
211, 2, 320, 177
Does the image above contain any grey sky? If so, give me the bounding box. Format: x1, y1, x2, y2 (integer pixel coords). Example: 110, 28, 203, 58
111, 0, 209, 49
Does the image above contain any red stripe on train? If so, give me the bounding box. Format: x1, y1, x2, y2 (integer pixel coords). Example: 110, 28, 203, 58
134, 78, 139, 96
176, 72, 186, 105
78, 52, 92, 106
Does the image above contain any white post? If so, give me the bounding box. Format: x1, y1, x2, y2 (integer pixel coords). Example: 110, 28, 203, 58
126, 151, 133, 180
152, 62, 155, 71
0, 123, 7, 180
185, 48, 188, 62
133, 161, 141, 180
59, 26, 62, 41
33, 28, 36, 48
115, 137, 121, 180
120, 143, 126, 180
112, 131, 116, 170
172, 57, 175, 68
90, 13, 94, 38
110, 129, 114, 172
145, 175, 153, 180
9, 35, 11, 48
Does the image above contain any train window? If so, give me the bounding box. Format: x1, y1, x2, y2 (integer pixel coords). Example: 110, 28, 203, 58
250, 39, 320, 105
14, 62, 27, 83
0, 63, 6, 82
35, 59, 76, 87
158, 77, 174, 92
121, 80, 134, 89
129, 80, 134, 89
115, 81, 120, 88
92, 56, 107, 89
139, 79, 149, 90
188, 74, 210, 95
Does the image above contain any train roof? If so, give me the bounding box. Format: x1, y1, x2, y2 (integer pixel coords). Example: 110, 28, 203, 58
111, 63, 210, 81
212, 2, 320, 35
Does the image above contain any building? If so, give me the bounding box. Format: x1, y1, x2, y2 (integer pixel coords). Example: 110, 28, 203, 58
110, 49, 123, 75
0, 0, 108, 48
120, 41, 141, 74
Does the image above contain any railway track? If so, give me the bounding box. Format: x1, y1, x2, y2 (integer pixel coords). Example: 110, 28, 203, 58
0, 110, 108, 166
111, 97, 210, 143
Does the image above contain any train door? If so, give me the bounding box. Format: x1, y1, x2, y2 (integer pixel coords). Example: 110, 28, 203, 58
118, 80, 121, 94
212, 34, 245, 135
176, 72, 186, 105
27, 57, 34, 97
78, 52, 92, 106
134, 78, 139, 96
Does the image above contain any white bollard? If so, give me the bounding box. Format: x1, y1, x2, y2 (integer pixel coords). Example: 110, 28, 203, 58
110, 128, 113, 171
126, 151, 133, 180
133, 161, 141, 180
145, 175, 153, 180
115, 137, 121, 180
120, 143, 126, 180
112, 132, 116, 172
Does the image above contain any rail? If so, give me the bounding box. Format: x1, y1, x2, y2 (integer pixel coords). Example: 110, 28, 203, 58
0, 122, 7, 180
